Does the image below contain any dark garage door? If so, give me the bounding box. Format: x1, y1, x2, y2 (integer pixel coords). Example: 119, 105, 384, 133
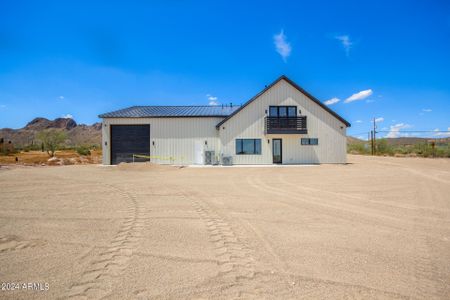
110, 125, 150, 164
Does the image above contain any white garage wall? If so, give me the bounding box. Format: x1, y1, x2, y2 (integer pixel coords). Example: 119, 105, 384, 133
218, 79, 348, 164
102, 117, 223, 165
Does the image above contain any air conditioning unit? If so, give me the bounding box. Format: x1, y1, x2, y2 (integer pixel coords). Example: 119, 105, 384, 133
222, 156, 233, 166
205, 151, 215, 165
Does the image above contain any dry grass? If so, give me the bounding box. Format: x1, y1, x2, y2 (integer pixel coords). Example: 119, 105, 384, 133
0, 150, 102, 165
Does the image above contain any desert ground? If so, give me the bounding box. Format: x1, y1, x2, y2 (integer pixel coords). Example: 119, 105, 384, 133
0, 155, 449, 299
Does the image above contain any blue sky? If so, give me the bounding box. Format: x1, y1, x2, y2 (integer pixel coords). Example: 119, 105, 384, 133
0, 0, 449, 138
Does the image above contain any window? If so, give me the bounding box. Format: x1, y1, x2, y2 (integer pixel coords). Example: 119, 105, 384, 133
236, 139, 261, 154
301, 138, 318, 145
287, 106, 297, 117
269, 106, 278, 117
268, 106, 297, 117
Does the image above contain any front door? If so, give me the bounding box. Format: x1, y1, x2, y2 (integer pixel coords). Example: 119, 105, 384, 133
272, 139, 282, 164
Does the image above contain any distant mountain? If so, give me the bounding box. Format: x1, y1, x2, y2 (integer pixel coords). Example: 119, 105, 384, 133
347, 136, 450, 145
0, 118, 101, 148
383, 137, 450, 145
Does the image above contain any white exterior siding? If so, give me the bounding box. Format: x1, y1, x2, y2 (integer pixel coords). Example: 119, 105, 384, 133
102, 117, 223, 165
218, 79, 347, 164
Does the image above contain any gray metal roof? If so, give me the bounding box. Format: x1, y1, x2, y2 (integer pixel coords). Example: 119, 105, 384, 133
99, 105, 240, 118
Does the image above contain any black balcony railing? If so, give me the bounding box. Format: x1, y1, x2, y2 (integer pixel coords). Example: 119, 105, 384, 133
265, 116, 307, 134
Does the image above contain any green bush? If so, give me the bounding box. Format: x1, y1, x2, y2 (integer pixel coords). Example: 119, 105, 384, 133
36, 129, 68, 157
348, 143, 370, 154
348, 139, 450, 158
76, 146, 91, 156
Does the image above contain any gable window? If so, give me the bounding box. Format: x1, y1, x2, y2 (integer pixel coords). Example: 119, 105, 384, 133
301, 138, 318, 145
236, 139, 261, 155
269, 106, 297, 117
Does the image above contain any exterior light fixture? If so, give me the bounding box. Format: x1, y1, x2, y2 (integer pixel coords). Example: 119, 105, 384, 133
152, 141, 155, 146
205, 140, 208, 145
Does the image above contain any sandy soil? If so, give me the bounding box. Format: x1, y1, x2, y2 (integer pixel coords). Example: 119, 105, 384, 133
0, 150, 101, 165
0, 155, 449, 299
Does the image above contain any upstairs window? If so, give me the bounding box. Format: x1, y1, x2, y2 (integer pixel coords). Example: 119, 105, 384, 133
269, 106, 297, 117
236, 139, 262, 155
301, 138, 318, 145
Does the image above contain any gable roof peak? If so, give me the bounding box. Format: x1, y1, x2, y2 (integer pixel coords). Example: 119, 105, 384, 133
216, 75, 351, 128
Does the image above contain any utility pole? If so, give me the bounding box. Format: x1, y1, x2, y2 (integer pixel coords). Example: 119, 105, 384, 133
373, 118, 377, 155
370, 130, 374, 155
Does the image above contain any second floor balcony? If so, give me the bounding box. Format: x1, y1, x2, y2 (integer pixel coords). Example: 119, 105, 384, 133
265, 116, 307, 134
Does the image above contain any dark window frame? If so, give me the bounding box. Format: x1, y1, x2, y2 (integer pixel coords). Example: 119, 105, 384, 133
236, 139, 262, 155
268, 106, 298, 117
301, 138, 319, 145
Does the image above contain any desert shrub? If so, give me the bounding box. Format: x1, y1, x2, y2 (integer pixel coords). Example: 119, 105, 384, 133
76, 146, 91, 156
375, 139, 393, 155
36, 129, 67, 157
347, 143, 370, 155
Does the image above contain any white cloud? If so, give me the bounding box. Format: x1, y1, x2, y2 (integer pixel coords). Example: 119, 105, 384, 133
434, 127, 450, 137
59, 96, 64, 100
422, 108, 432, 112
207, 94, 219, 106
324, 97, 340, 105
62, 114, 73, 119
273, 30, 292, 62
344, 89, 373, 103
355, 120, 363, 123
335, 35, 353, 56
386, 123, 411, 138
375, 117, 384, 123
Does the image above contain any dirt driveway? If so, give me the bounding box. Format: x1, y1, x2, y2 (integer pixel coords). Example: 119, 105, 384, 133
1, 155, 449, 299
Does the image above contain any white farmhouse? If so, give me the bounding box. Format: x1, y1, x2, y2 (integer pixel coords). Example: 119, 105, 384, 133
99, 75, 350, 165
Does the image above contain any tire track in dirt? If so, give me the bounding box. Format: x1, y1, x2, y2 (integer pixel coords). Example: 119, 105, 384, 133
276, 173, 450, 229
410, 180, 444, 299
376, 161, 450, 185
11, 171, 146, 299
43, 173, 147, 300
177, 190, 261, 297
246, 173, 427, 232
242, 172, 413, 299
274, 169, 447, 298
176, 180, 392, 299
169, 188, 304, 299
0, 235, 45, 253
276, 172, 446, 213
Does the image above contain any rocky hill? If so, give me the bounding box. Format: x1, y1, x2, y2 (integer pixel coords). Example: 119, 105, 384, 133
0, 118, 101, 148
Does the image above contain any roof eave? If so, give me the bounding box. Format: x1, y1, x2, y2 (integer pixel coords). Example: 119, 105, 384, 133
99, 115, 230, 119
